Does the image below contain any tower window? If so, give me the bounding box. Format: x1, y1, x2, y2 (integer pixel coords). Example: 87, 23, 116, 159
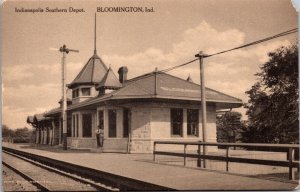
72, 89, 79, 98
82, 88, 91, 96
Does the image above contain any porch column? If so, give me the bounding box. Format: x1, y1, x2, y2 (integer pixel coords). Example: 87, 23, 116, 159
48, 126, 51, 145
44, 127, 47, 144
51, 121, 55, 145
39, 127, 42, 144
36, 128, 39, 144
40, 127, 44, 144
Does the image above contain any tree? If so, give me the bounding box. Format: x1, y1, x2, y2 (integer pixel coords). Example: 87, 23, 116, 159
217, 111, 245, 143
244, 44, 298, 143
14, 127, 35, 143
2, 124, 15, 138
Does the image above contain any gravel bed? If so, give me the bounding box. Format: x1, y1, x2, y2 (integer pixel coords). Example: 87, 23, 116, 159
3, 153, 98, 191
2, 164, 38, 191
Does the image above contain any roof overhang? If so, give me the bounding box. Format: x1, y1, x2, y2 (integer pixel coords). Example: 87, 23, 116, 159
66, 94, 243, 111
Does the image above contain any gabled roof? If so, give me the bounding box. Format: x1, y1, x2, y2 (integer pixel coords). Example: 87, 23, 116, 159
27, 116, 34, 124
96, 67, 122, 90
33, 113, 52, 122
67, 71, 243, 111
34, 114, 45, 122
68, 54, 108, 88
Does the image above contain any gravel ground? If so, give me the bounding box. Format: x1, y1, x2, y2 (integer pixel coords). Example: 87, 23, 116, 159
3, 152, 98, 191
2, 164, 38, 191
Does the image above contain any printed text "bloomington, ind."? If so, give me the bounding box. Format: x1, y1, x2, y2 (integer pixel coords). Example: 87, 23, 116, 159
97, 7, 154, 12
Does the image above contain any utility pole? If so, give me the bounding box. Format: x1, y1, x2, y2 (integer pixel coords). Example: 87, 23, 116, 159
195, 51, 208, 168
59, 44, 79, 150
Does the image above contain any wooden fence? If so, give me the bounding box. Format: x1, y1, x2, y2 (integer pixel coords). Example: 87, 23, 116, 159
153, 141, 300, 180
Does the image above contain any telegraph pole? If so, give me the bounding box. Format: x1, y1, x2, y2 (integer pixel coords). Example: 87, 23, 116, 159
195, 51, 208, 168
59, 44, 79, 150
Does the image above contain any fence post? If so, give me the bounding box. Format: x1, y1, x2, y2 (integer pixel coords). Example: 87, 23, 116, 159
153, 142, 156, 162
184, 144, 187, 166
197, 144, 201, 167
203, 145, 206, 168
226, 146, 229, 172
289, 148, 295, 180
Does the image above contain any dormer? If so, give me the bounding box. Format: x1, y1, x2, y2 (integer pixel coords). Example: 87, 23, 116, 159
96, 67, 122, 95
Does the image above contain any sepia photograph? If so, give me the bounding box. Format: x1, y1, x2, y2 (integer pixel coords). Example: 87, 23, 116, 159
1, 0, 299, 191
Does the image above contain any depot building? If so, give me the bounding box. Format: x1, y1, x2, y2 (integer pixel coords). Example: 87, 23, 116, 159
27, 20, 242, 153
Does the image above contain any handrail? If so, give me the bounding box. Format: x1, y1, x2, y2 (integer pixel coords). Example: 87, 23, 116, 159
154, 141, 299, 149
153, 141, 299, 180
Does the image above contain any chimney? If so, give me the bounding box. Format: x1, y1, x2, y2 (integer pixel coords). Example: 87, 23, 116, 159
118, 66, 128, 83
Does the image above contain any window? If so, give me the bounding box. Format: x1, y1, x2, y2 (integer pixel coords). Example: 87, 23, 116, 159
123, 109, 129, 137
82, 88, 91, 96
82, 114, 92, 137
108, 110, 117, 138
72, 89, 79, 98
76, 114, 79, 137
98, 110, 104, 129
187, 109, 199, 136
72, 115, 75, 137
171, 108, 183, 136
67, 115, 72, 137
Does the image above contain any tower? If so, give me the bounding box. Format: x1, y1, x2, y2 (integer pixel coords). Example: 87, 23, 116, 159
68, 13, 109, 103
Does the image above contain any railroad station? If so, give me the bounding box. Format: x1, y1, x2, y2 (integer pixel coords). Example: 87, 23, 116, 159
26, 16, 243, 153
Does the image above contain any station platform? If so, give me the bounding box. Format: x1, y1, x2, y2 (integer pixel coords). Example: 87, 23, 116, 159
2, 143, 299, 190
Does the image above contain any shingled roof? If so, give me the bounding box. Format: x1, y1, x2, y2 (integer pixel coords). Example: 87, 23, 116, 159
96, 67, 122, 90
67, 71, 243, 110
68, 54, 108, 88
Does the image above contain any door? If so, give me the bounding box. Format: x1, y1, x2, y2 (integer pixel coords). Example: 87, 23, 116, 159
82, 113, 92, 137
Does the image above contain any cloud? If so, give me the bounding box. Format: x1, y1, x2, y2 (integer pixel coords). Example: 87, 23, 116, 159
3, 62, 84, 88
3, 21, 292, 128
104, 21, 291, 98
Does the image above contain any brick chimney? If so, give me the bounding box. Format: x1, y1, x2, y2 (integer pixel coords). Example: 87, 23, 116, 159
118, 66, 128, 83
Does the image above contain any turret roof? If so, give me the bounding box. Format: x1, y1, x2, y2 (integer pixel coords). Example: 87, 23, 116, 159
68, 54, 108, 88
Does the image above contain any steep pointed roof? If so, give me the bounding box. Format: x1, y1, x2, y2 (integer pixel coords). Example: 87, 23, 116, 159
96, 67, 122, 90
68, 54, 108, 88
68, 13, 109, 89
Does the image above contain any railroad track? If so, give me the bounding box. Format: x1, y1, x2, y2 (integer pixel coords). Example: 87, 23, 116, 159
2, 150, 118, 191
2, 147, 172, 191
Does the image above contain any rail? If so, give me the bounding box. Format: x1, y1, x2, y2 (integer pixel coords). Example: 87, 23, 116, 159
3, 147, 173, 191
153, 141, 300, 180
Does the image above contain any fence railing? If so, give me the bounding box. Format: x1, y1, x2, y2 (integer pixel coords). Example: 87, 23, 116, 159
153, 141, 300, 180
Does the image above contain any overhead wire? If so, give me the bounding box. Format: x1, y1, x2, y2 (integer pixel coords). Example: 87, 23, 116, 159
160, 28, 298, 73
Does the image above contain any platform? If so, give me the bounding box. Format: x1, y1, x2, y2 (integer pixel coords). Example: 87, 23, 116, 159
2, 143, 299, 190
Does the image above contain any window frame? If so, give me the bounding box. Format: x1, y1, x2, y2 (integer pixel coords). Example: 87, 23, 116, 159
187, 109, 199, 137
123, 108, 129, 138
82, 113, 92, 138
108, 109, 117, 138
170, 108, 183, 137
81, 87, 91, 96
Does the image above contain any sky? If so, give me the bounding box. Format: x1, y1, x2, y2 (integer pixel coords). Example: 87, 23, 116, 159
1, 0, 298, 129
